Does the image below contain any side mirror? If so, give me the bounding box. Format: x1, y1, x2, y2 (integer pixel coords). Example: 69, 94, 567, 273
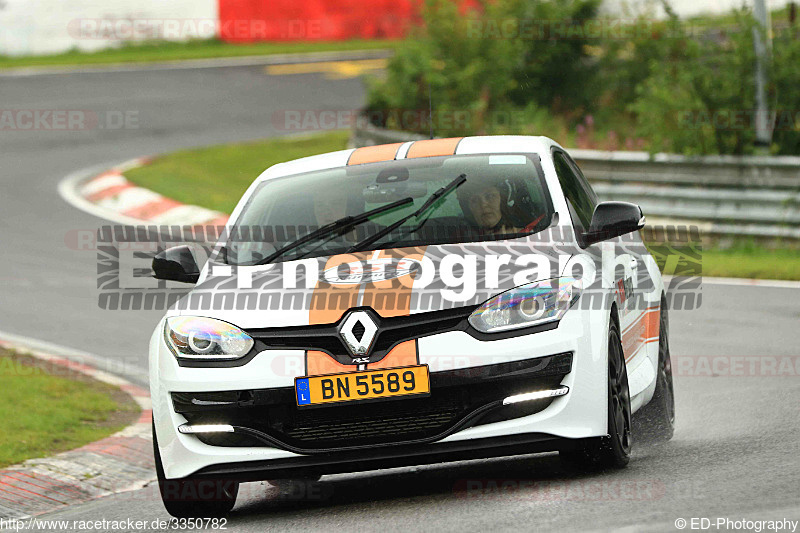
583, 201, 645, 246
152, 245, 200, 283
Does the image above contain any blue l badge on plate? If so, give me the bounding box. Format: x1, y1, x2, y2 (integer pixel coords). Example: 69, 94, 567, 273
295, 378, 311, 405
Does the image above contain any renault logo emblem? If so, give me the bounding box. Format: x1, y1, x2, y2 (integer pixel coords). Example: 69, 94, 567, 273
339, 311, 378, 361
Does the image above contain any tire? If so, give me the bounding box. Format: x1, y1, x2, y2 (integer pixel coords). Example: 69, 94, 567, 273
632, 299, 676, 444
560, 318, 632, 470
152, 421, 239, 518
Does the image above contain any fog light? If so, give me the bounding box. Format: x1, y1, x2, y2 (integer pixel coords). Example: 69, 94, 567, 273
178, 424, 235, 434
502, 386, 569, 405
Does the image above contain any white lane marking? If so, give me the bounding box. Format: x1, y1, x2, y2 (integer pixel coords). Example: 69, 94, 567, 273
95, 186, 162, 212
0, 329, 149, 388
665, 275, 800, 289
80, 173, 126, 197
60, 160, 224, 228
58, 164, 151, 226
0, 331, 155, 508
114, 157, 150, 173
700, 276, 800, 289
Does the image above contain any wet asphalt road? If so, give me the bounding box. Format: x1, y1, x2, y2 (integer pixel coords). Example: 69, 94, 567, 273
1, 60, 798, 532
0, 60, 367, 386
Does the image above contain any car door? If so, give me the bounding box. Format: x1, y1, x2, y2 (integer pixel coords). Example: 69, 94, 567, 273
552, 149, 647, 364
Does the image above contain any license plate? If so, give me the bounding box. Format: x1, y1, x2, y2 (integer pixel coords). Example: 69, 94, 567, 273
295, 365, 430, 407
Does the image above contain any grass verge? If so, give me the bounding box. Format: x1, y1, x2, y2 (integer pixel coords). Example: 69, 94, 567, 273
0, 38, 397, 71
650, 243, 800, 281
124, 132, 800, 280
0, 349, 139, 468
696, 247, 800, 281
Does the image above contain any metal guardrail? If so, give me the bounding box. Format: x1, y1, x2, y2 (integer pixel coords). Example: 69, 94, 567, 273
351, 124, 800, 239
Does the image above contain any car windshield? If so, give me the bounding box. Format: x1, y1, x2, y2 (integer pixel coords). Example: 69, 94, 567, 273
225, 153, 554, 266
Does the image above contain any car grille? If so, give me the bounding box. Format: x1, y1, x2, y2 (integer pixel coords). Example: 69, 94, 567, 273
173, 352, 572, 453
284, 400, 463, 443
244, 306, 473, 366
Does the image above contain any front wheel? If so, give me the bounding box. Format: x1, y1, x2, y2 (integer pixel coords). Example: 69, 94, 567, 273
561, 319, 632, 470
632, 299, 675, 444
153, 421, 239, 518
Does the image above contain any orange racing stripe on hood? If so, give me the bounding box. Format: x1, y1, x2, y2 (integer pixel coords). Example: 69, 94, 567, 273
360, 247, 427, 318
347, 143, 403, 165
305, 248, 428, 375
306, 252, 368, 376
405, 137, 463, 159
309, 252, 372, 325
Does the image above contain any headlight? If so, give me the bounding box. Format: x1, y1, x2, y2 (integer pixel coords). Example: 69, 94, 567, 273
164, 317, 254, 360
468, 277, 582, 333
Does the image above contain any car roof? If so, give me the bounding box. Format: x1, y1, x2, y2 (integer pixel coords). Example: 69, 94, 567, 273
253, 135, 562, 185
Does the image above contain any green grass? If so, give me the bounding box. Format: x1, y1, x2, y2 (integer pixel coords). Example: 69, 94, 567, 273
697, 247, 800, 281
648, 243, 800, 281
125, 131, 351, 213
0, 350, 139, 468
0, 38, 398, 70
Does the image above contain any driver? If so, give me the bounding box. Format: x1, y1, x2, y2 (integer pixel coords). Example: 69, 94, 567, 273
457, 180, 521, 236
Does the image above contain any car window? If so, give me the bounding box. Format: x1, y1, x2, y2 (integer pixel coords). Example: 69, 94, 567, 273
553, 151, 597, 234
226, 153, 555, 265
564, 153, 599, 204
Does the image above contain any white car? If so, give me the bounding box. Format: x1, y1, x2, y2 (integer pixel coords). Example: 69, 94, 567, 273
149, 136, 675, 517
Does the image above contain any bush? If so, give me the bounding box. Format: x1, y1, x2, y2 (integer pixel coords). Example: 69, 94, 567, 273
507, 0, 601, 114
366, 0, 600, 137
366, 0, 800, 155
770, 25, 800, 155
628, 8, 800, 156
628, 9, 762, 155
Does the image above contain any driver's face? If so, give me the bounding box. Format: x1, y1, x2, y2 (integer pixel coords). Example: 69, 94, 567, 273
468, 186, 503, 229
313, 190, 348, 226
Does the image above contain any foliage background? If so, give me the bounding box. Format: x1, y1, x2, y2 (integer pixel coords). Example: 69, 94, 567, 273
366, 0, 800, 155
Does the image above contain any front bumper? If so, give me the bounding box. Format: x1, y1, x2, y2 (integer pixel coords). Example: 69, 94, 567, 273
150, 307, 610, 480
171, 352, 572, 454
190, 432, 580, 482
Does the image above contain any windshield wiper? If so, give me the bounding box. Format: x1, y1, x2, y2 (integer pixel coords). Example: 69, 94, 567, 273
346, 174, 467, 253
254, 196, 413, 265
